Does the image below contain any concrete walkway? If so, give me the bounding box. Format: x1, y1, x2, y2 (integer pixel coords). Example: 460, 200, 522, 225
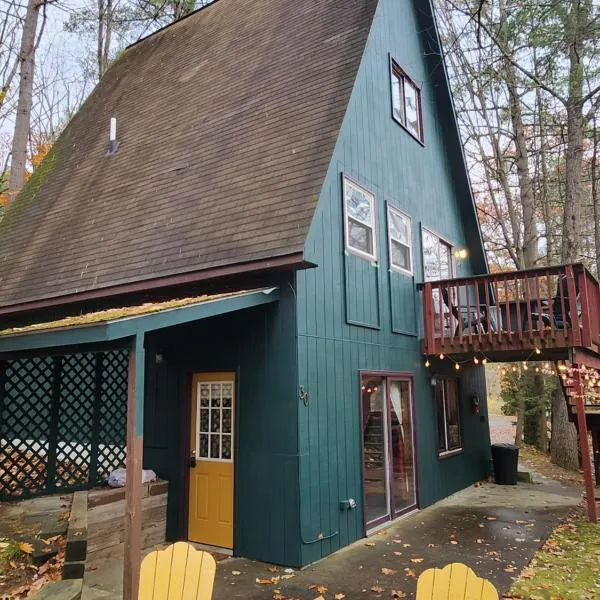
82, 477, 580, 599
214, 478, 580, 599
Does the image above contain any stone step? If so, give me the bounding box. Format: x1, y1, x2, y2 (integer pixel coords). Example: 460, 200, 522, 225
30, 579, 82, 600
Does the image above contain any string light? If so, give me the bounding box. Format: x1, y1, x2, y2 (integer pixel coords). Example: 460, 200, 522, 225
439, 353, 445, 360
474, 357, 479, 365
455, 363, 460, 371
425, 359, 431, 368
482, 358, 488, 365
535, 347, 541, 355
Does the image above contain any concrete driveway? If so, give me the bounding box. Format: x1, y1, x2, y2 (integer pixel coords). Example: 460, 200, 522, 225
213, 477, 580, 599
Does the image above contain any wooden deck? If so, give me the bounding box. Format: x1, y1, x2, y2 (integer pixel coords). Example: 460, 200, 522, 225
421, 263, 600, 362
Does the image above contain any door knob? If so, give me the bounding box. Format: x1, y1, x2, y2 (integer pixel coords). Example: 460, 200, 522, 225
190, 453, 197, 468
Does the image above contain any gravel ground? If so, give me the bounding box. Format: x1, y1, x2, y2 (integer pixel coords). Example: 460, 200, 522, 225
489, 414, 516, 444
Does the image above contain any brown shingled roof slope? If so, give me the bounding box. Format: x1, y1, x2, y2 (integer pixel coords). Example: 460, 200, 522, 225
0, 0, 378, 309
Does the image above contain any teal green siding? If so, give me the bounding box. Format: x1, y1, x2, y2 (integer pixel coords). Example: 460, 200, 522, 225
146, 278, 301, 566
297, 0, 490, 565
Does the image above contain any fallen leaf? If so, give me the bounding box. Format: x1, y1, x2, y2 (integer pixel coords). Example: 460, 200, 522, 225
268, 566, 279, 573
334, 594, 346, 599
404, 568, 417, 578
410, 558, 423, 564
427, 543, 435, 548
231, 570, 241, 576
18, 542, 33, 554
365, 542, 376, 547
392, 591, 406, 599
316, 586, 328, 594
393, 551, 402, 556
371, 585, 384, 593
402, 543, 411, 548
450, 540, 458, 545
381, 568, 397, 575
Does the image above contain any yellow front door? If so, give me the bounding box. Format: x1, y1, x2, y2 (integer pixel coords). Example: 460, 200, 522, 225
188, 373, 235, 549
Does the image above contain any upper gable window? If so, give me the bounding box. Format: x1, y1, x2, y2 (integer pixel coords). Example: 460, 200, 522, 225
387, 205, 412, 275
391, 61, 423, 143
343, 177, 377, 261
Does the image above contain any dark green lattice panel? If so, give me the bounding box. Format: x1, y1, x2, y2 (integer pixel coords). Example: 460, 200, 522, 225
96, 349, 128, 482
55, 353, 96, 489
0, 357, 54, 496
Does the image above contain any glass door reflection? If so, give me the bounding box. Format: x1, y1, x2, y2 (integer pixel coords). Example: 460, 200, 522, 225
361, 376, 389, 526
389, 379, 416, 515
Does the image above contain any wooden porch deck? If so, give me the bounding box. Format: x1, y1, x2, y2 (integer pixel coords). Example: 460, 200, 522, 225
421, 263, 600, 362
420, 263, 599, 523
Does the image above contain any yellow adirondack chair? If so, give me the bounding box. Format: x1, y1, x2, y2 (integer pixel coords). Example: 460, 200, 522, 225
416, 563, 498, 600
138, 542, 216, 600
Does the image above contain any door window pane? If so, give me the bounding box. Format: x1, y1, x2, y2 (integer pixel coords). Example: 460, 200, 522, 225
389, 380, 416, 514
195, 380, 234, 463
362, 376, 388, 525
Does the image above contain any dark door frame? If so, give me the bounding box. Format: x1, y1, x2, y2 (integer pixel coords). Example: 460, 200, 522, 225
359, 371, 419, 533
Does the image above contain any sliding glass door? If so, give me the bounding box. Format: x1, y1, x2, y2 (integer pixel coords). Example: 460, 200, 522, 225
361, 374, 416, 530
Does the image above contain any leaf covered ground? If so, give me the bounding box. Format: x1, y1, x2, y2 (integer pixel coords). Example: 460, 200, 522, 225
507, 507, 600, 600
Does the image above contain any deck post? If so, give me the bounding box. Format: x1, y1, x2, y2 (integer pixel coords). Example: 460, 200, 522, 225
573, 370, 597, 523
124, 333, 145, 600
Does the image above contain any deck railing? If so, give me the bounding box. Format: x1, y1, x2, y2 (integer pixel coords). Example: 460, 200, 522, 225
421, 263, 600, 357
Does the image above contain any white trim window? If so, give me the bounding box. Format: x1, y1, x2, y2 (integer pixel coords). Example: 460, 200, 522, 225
422, 228, 453, 282
435, 378, 462, 456
387, 205, 412, 275
343, 177, 377, 261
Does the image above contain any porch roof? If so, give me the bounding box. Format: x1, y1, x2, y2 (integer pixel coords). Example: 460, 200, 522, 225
0, 287, 279, 354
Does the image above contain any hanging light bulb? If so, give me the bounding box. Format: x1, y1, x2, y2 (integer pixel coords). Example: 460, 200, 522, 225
440, 353, 445, 360
455, 363, 460, 371
502, 369, 507, 376
523, 362, 528, 371
425, 359, 431, 368
535, 347, 541, 355
482, 358, 488, 365
512, 366, 517, 372
474, 357, 479, 365
535, 367, 540, 373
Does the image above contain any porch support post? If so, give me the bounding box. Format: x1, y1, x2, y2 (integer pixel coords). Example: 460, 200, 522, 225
573, 370, 597, 523
124, 333, 145, 600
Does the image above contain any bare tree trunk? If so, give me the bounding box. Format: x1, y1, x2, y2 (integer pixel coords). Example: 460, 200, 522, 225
551, 0, 588, 470
550, 385, 579, 470
592, 115, 599, 275
7, 0, 42, 206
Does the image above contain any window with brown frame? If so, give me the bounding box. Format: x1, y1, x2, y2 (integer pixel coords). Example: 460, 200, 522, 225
435, 378, 462, 455
390, 61, 423, 143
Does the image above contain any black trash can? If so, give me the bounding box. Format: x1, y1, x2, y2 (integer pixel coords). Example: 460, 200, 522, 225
491, 443, 519, 485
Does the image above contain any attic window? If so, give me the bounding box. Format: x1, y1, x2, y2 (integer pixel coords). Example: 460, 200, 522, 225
343, 176, 377, 261
391, 61, 423, 143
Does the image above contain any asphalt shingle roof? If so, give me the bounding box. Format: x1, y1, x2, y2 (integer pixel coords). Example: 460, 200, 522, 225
0, 0, 378, 310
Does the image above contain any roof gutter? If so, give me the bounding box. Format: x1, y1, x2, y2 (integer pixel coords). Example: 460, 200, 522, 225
0, 252, 307, 318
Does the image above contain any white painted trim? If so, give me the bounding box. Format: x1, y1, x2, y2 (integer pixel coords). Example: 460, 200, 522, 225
387, 204, 413, 276
343, 176, 378, 262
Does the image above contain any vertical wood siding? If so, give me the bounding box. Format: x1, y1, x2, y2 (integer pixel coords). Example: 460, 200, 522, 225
297, 0, 490, 565
145, 279, 301, 566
